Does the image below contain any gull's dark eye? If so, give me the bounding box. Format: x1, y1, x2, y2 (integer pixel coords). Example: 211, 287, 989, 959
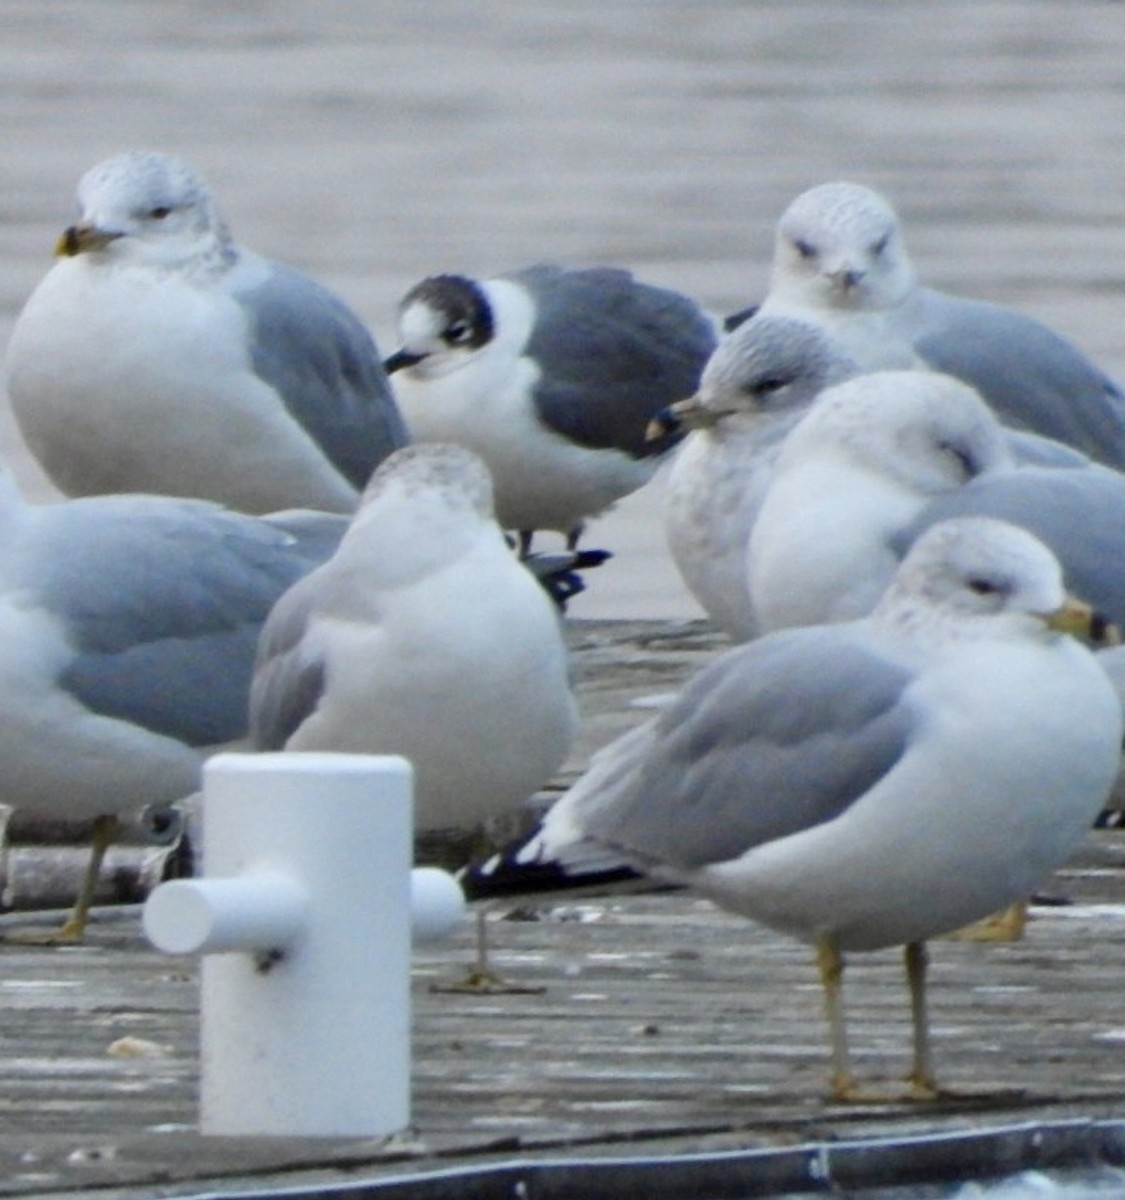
967, 577, 998, 596
149, 206, 172, 220
793, 238, 817, 260
870, 233, 890, 256
940, 440, 979, 480
748, 376, 788, 397
443, 321, 472, 345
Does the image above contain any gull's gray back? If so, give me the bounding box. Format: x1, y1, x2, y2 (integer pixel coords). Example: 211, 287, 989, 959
241, 261, 410, 490
510, 265, 717, 457
247, 571, 327, 751
24, 497, 339, 745
576, 628, 915, 870
894, 465, 1125, 625
910, 287, 1125, 468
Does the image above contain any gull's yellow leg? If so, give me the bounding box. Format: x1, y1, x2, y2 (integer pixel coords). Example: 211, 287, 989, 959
905, 940, 940, 1099
816, 935, 855, 1101
904, 939, 1023, 1103
4, 814, 120, 945
944, 900, 1028, 942
53, 814, 120, 942
820, 938, 951, 1104
430, 905, 546, 995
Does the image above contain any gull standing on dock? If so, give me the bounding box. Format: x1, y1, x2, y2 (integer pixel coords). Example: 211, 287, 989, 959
249, 443, 580, 988
480, 518, 1122, 1100
747, 370, 1125, 635
652, 315, 860, 640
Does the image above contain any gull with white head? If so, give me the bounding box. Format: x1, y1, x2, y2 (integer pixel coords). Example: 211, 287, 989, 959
650, 315, 861, 640
6, 151, 408, 514
250, 442, 578, 848
476, 516, 1122, 1100
757, 181, 1125, 467
249, 443, 580, 988
748, 370, 1125, 635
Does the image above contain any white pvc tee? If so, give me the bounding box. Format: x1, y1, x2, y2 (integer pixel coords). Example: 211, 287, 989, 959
142, 751, 466, 1139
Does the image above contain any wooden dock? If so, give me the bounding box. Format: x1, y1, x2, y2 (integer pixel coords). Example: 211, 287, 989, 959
2, 620, 1125, 1199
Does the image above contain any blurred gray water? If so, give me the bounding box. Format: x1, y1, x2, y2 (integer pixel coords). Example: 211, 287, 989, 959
3, 1, 1125, 618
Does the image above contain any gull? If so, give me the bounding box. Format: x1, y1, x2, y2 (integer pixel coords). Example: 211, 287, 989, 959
756, 181, 1125, 467
651, 315, 860, 640
5, 150, 408, 514
650, 316, 1090, 642
249, 442, 578, 830
383, 265, 717, 550
486, 517, 1123, 1100
0, 472, 344, 942
747, 370, 1125, 635
249, 443, 580, 984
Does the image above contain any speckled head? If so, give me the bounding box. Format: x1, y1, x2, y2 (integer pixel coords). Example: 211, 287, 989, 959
771, 180, 915, 308
59, 150, 233, 263
780, 182, 899, 249
886, 516, 1068, 629
359, 442, 496, 520
700, 315, 861, 416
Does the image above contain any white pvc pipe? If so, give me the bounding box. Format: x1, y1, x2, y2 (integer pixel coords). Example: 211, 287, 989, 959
145, 866, 464, 955
143, 873, 309, 956
410, 866, 468, 943
154, 751, 423, 1138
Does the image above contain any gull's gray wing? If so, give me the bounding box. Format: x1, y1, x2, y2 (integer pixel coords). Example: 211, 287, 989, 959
894, 466, 1125, 625
260, 508, 350, 562
510, 265, 718, 458
566, 627, 916, 870
909, 287, 1125, 468
22, 496, 339, 746
247, 572, 327, 750
236, 260, 410, 489
1006, 429, 1092, 468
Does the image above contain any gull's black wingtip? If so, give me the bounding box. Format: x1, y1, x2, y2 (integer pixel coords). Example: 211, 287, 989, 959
459, 843, 643, 903
523, 546, 613, 611
722, 304, 759, 333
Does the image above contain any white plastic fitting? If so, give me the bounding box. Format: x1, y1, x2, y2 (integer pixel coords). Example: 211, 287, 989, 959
142, 751, 466, 1139
144, 866, 464, 954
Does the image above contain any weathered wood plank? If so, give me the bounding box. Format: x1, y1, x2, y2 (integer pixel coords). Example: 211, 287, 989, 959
0, 622, 1124, 1197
